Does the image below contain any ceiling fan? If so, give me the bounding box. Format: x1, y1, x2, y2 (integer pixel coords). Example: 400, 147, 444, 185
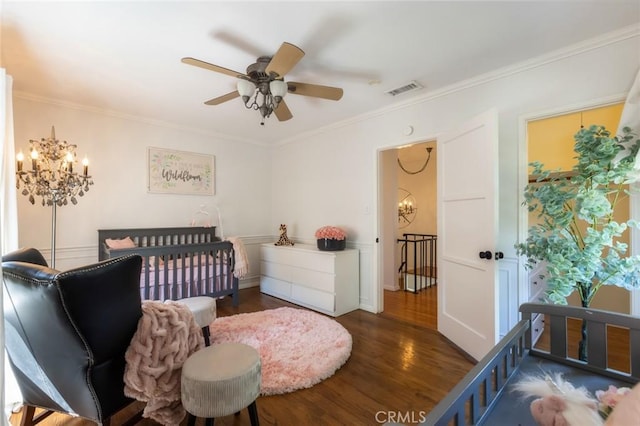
181, 42, 343, 125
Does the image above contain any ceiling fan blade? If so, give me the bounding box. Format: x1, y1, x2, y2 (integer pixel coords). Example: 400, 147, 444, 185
265, 42, 305, 78
213, 30, 265, 58
287, 82, 343, 101
274, 99, 293, 121
181, 57, 246, 79
204, 91, 240, 106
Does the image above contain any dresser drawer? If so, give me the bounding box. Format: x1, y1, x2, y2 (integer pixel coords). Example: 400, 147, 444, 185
529, 272, 546, 302
260, 245, 335, 273
260, 246, 285, 264
531, 313, 545, 345
287, 250, 335, 273
291, 285, 335, 313
260, 260, 292, 281
260, 276, 291, 300
289, 266, 334, 292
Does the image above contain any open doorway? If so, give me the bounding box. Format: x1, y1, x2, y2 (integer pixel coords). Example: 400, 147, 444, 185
379, 140, 438, 329
523, 101, 633, 314
377, 109, 501, 359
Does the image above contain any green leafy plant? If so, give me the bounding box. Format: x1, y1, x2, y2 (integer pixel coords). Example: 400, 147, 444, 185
516, 125, 640, 308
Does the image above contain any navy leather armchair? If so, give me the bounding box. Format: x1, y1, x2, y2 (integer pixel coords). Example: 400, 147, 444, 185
2, 248, 143, 425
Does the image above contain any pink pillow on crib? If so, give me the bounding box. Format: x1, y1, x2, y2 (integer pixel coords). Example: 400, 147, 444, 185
105, 237, 136, 249
148, 256, 164, 269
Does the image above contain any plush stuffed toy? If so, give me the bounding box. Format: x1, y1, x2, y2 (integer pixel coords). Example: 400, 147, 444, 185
274, 224, 295, 246
514, 373, 604, 426
603, 382, 640, 425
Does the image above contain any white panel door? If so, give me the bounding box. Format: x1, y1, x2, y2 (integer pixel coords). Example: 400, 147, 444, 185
437, 109, 499, 361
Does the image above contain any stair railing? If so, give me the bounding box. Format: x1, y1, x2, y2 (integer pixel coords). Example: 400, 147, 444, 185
397, 233, 437, 293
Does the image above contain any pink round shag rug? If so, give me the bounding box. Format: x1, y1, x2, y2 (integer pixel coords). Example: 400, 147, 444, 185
209, 307, 352, 395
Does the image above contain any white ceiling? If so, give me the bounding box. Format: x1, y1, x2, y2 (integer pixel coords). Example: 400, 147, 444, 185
2, 1, 639, 145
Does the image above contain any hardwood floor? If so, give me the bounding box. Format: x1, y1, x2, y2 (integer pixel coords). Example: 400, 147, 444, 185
381, 285, 437, 330
11, 285, 472, 426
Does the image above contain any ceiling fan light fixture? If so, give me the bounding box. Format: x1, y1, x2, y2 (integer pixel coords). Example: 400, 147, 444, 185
237, 79, 256, 102
183, 41, 342, 126
269, 80, 288, 99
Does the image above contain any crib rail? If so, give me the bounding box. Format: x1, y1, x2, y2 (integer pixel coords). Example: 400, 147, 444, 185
98, 226, 218, 260
422, 318, 529, 425
521, 303, 640, 381
422, 303, 640, 426
98, 227, 238, 305
107, 241, 234, 301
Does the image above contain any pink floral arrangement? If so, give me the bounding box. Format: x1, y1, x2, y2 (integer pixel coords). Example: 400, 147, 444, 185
315, 226, 346, 241
596, 385, 632, 419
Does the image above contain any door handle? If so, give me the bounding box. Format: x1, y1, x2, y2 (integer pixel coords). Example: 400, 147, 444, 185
479, 251, 492, 260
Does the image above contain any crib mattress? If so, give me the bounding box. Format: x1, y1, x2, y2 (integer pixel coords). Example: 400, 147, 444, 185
481, 354, 630, 425
140, 261, 230, 300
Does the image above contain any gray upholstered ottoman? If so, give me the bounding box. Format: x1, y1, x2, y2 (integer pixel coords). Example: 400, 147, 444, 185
174, 296, 217, 346
181, 343, 261, 426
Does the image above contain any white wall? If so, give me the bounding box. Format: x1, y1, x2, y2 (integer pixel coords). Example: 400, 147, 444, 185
12, 96, 273, 276
11, 28, 640, 314
272, 29, 640, 313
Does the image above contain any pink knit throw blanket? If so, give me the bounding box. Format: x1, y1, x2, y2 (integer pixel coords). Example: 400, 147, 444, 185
124, 300, 204, 425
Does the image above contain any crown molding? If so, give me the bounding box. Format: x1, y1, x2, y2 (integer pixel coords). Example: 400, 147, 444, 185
277, 23, 640, 147
12, 23, 639, 149
12, 90, 269, 147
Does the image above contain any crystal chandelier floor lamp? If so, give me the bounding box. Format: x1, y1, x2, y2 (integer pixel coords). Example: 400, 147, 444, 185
15, 127, 93, 268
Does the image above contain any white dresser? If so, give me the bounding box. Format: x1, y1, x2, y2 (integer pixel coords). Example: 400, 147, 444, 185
259, 243, 360, 316
529, 261, 548, 344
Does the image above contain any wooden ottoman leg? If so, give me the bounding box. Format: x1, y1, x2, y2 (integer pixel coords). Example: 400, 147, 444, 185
202, 325, 211, 347
248, 401, 260, 426
187, 413, 196, 426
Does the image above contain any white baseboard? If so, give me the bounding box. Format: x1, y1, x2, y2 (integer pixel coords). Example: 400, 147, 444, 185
239, 277, 260, 289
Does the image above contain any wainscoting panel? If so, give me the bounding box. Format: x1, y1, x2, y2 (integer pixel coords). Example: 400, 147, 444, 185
498, 256, 519, 339
38, 246, 96, 271
235, 235, 273, 289
355, 243, 374, 312
37, 236, 374, 312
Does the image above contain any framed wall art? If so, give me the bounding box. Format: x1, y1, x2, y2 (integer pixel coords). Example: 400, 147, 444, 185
147, 147, 215, 195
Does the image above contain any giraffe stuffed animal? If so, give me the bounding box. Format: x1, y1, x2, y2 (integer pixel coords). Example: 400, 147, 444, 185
275, 224, 294, 246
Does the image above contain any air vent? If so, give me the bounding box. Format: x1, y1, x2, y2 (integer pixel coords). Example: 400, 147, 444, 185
385, 80, 424, 96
